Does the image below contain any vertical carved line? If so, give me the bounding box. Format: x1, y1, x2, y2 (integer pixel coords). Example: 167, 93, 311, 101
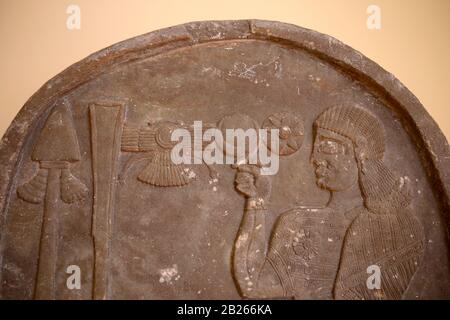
35, 168, 60, 299
90, 103, 124, 300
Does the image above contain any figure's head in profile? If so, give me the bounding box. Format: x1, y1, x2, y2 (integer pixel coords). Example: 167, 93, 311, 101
312, 105, 411, 213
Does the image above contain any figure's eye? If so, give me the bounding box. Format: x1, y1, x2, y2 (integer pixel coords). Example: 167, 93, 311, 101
318, 140, 342, 155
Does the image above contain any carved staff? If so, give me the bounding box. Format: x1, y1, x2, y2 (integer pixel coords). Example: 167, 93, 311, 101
17, 102, 87, 299
89, 102, 124, 299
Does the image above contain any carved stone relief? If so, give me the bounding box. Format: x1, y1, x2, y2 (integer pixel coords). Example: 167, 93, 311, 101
0, 20, 448, 300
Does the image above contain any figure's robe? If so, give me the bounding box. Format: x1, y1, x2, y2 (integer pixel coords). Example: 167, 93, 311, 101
334, 209, 424, 300
262, 207, 355, 299
256, 206, 424, 300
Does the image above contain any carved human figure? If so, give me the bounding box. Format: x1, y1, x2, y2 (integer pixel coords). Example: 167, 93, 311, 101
233, 105, 425, 300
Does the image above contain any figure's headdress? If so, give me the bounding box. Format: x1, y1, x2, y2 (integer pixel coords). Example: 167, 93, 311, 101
314, 105, 411, 214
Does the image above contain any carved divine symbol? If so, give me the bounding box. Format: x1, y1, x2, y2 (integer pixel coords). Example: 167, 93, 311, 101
232, 105, 425, 300
90, 102, 125, 300
16, 101, 87, 300
216, 113, 260, 160
121, 121, 197, 187
291, 228, 319, 261
17, 105, 87, 205
262, 112, 304, 156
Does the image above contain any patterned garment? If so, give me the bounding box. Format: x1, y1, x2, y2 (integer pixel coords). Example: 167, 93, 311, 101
266, 206, 357, 299
334, 209, 424, 300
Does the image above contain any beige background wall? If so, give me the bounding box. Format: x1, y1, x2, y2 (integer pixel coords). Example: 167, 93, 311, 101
0, 0, 449, 139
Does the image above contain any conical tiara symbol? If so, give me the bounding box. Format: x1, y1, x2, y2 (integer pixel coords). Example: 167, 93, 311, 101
15, 101, 88, 300
17, 103, 87, 204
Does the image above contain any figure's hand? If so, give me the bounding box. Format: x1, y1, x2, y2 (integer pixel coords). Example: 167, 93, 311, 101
234, 164, 271, 200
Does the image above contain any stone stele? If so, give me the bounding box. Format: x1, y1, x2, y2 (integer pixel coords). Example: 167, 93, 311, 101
0, 20, 449, 300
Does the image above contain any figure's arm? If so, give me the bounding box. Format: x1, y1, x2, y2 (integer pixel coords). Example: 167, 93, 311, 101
233, 199, 269, 297
232, 165, 275, 298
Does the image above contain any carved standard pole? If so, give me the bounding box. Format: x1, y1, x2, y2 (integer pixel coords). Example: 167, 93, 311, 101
90, 102, 124, 300
35, 165, 60, 299
17, 102, 87, 299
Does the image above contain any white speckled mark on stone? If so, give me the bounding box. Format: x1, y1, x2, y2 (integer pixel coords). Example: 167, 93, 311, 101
158, 264, 179, 284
